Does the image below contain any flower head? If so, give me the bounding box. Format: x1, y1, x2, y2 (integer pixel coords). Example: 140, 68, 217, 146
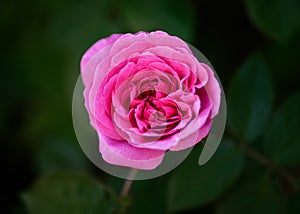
80, 31, 221, 170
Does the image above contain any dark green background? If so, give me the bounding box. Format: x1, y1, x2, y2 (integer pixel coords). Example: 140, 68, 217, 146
1, 0, 300, 213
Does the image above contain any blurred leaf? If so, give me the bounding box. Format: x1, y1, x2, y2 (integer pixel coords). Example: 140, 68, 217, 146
23, 171, 116, 214
167, 139, 245, 212
46, 0, 122, 51
121, 0, 196, 42
216, 176, 286, 214
34, 137, 90, 173
245, 0, 300, 42
264, 30, 300, 97
263, 91, 300, 166
228, 53, 273, 142
288, 186, 300, 214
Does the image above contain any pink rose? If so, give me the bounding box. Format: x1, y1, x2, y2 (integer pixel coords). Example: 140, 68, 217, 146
80, 31, 221, 170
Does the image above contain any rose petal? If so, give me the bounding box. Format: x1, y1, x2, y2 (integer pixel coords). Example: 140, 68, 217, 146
170, 119, 212, 151
99, 133, 165, 170
146, 46, 208, 88
80, 34, 122, 71
200, 63, 221, 118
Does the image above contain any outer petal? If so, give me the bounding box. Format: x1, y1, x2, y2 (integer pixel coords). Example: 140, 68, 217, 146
81, 34, 122, 129
80, 34, 122, 71
99, 133, 165, 170
82, 45, 114, 129
109, 31, 191, 60
200, 63, 221, 118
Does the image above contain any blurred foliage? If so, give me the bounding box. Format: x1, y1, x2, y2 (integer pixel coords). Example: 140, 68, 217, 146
228, 53, 274, 143
216, 176, 286, 214
23, 171, 116, 214
1, 0, 300, 213
245, 0, 300, 42
263, 91, 300, 166
168, 139, 245, 212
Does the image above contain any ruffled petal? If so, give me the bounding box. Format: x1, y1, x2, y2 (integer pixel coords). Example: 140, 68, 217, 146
200, 63, 221, 118
80, 34, 122, 71
170, 119, 212, 151
99, 133, 165, 170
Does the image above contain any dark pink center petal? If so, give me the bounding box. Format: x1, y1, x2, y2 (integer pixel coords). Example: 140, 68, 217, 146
128, 90, 181, 136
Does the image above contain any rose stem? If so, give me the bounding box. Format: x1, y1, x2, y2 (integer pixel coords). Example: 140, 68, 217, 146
120, 168, 138, 197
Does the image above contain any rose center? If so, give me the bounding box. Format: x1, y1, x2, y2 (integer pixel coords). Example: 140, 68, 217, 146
128, 89, 181, 135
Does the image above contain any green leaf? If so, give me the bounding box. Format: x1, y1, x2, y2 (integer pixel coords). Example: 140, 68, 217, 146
121, 0, 196, 42
33, 137, 90, 173
23, 171, 116, 214
167, 139, 245, 212
245, 0, 300, 42
263, 91, 300, 166
228, 53, 273, 142
216, 177, 286, 214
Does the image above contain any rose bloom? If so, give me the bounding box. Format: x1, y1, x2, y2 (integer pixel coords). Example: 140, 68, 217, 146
80, 31, 220, 170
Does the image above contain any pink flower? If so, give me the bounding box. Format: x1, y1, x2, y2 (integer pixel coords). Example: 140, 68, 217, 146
80, 31, 221, 170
